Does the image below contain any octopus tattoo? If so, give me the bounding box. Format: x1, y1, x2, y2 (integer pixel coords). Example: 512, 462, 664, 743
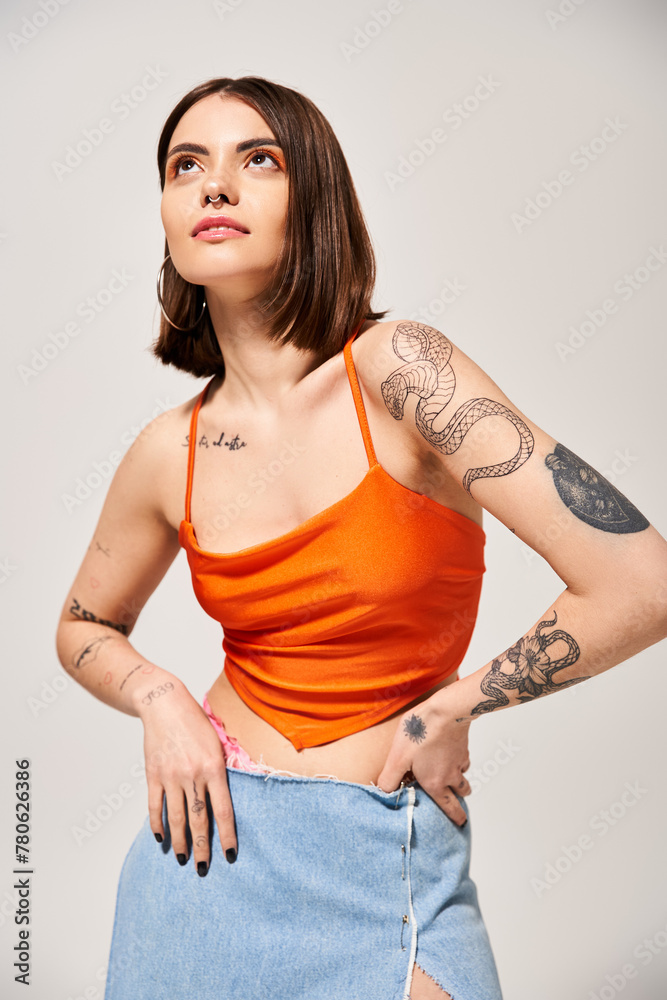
381, 323, 534, 493
470, 610, 586, 717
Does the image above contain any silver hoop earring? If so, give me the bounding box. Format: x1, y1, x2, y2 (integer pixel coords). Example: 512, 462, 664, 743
156, 254, 207, 332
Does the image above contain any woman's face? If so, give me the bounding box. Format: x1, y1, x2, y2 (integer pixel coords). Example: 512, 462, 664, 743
160, 94, 288, 297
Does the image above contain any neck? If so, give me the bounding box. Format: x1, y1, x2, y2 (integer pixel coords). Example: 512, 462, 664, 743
205, 291, 327, 412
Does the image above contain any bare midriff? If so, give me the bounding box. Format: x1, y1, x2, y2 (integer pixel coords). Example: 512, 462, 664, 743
205, 669, 459, 785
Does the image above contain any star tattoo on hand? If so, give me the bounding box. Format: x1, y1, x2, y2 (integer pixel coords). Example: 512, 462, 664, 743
403, 714, 427, 743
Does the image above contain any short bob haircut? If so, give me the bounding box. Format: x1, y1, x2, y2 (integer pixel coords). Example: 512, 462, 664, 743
151, 75, 388, 378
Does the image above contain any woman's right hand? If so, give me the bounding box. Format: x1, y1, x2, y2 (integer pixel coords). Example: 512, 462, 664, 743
137, 675, 237, 875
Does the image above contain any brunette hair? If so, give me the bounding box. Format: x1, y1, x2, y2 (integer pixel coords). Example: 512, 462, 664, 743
151, 75, 388, 378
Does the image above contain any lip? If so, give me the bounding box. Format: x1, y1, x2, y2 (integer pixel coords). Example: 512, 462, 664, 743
191, 215, 250, 237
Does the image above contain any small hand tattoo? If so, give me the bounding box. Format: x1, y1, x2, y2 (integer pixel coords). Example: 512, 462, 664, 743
403, 714, 427, 743
195, 836, 207, 848
191, 782, 205, 814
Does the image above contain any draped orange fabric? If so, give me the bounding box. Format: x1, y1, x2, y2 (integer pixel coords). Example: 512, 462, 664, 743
179, 325, 486, 750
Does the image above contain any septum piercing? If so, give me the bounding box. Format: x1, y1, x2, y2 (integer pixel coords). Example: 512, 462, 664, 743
207, 194, 223, 203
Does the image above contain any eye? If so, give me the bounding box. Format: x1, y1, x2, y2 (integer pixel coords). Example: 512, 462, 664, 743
170, 155, 201, 177
247, 149, 283, 170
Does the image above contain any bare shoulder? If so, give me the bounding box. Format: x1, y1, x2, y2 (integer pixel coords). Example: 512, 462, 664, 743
353, 317, 504, 436
353, 318, 480, 388
118, 388, 204, 531
56, 387, 206, 637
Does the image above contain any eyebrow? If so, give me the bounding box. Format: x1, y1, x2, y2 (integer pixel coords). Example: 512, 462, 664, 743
166, 137, 283, 159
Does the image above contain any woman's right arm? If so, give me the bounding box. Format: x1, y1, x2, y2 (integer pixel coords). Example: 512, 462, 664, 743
55, 411, 238, 875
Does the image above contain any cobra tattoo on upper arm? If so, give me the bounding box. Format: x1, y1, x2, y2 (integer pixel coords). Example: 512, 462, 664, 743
469, 610, 587, 717
545, 443, 649, 534
381, 323, 535, 493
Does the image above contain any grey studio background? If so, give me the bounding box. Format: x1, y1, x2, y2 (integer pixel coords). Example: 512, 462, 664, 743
1, 0, 666, 997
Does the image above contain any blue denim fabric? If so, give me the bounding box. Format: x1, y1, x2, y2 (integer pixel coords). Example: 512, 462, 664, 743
104, 767, 503, 999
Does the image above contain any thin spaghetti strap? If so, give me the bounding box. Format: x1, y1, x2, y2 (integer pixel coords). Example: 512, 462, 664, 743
343, 323, 378, 469
184, 377, 216, 523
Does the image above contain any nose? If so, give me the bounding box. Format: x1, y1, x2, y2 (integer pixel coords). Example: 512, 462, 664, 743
201, 163, 239, 208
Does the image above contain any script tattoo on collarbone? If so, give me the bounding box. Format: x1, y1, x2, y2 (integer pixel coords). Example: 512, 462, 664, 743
380, 323, 534, 493
182, 432, 247, 452
545, 443, 649, 534
469, 610, 587, 717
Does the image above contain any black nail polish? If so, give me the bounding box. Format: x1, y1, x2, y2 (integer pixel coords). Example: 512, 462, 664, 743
154, 832, 163, 843
226, 847, 237, 864
177, 853, 187, 866
461, 819, 468, 828
197, 861, 208, 877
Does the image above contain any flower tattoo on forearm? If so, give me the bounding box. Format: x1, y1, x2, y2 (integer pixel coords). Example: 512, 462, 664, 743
470, 610, 587, 717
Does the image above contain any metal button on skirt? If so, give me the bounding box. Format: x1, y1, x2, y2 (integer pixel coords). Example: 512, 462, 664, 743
103, 767, 503, 1000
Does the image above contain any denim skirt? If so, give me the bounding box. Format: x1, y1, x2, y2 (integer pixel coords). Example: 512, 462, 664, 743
104, 767, 503, 1000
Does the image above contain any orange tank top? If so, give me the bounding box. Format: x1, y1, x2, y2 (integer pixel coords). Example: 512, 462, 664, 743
178, 326, 486, 750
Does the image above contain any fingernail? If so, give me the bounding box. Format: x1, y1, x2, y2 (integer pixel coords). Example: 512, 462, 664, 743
177, 853, 187, 866
225, 847, 237, 864
154, 832, 163, 843
461, 819, 468, 828
197, 861, 208, 877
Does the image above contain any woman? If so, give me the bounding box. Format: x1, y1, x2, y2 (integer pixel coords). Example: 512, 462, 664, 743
55, 76, 667, 1000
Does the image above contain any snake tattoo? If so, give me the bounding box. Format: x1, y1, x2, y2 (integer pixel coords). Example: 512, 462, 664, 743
381, 323, 534, 493
470, 610, 586, 716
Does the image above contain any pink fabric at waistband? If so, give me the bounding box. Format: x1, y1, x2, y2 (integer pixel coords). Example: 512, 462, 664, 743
202, 692, 271, 774
201, 692, 347, 781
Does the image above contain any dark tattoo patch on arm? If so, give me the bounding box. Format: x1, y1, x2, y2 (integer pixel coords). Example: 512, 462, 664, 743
71, 634, 113, 670
381, 323, 534, 494
545, 443, 649, 534
68, 597, 128, 635
403, 714, 427, 743
471, 610, 587, 716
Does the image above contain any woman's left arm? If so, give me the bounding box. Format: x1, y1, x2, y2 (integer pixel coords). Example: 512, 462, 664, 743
375, 322, 667, 808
